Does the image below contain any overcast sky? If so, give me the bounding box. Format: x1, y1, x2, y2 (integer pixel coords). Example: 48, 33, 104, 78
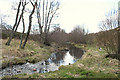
0, 0, 119, 33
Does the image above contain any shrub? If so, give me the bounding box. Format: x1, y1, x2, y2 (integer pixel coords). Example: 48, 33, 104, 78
96, 29, 118, 55
2, 33, 8, 39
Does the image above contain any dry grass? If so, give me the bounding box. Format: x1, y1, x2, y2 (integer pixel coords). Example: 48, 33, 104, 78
3, 44, 119, 78
2, 39, 51, 68
73, 44, 119, 75
3, 39, 44, 57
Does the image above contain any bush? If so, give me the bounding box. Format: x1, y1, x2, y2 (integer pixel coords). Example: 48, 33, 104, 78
47, 27, 68, 45
68, 25, 87, 44
14, 32, 21, 39
2, 33, 8, 39
96, 29, 118, 55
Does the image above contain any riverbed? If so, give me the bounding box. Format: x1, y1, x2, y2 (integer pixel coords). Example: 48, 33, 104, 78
0, 47, 85, 77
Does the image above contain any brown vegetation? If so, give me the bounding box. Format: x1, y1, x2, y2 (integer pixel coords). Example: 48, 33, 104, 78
69, 25, 87, 44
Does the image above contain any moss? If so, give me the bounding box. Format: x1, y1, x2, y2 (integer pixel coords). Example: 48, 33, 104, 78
30, 73, 40, 78
2, 42, 119, 78
2, 58, 26, 69
62, 74, 74, 78
2, 39, 52, 69
117, 73, 120, 78
28, 44, 118, 78
2, 53, 50, 69
10, 64, 116, 78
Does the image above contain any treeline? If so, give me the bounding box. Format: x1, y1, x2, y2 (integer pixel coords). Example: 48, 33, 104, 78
48, 26, 119, 60
47, 25, 88, 45
1, 25, 88, 45
2, 0, 60, 49
1, 23, 120, 60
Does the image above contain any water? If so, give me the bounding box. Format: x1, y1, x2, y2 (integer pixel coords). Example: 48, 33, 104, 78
0, 47, 84, 77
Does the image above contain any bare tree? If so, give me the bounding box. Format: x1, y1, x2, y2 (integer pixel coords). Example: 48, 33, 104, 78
14, 0, 28, 32
36, 0, 60, 45
48, 26, 68, 45
19, 2, 26, 48
99, 18, 118, 31
69, 25, 86, 44
97, 9, 118, 55
5, 0, 37, 49
5, 0, 22, 45
0, 15, 7, 30
5, 0, 29, 46
21, 0, 37, 49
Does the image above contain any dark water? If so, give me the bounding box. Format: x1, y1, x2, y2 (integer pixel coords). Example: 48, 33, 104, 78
0, 47, 85, 77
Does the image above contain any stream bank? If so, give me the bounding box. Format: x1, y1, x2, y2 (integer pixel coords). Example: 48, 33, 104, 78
1, 46, 85, 77
2, 39, 54, 69
3, 44, 119, 78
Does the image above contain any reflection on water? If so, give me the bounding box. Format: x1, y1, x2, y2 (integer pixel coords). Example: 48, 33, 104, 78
70, 47, 84, 59
61, 51, 75, 65
0, 47, 85, 77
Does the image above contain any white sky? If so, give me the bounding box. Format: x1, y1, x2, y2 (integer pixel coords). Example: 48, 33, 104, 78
0, 0, 119, 33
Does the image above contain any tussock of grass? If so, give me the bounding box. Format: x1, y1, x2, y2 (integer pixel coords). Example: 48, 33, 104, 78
3, 44, 119, 78
2, 39, 51, 68
73, 44, 119, 78
4, 64, 117, 78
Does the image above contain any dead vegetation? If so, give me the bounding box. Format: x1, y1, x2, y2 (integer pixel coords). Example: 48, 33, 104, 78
2, 39, 52, 69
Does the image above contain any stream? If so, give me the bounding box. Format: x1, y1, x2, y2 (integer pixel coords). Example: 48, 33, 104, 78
0, 47, 85, 77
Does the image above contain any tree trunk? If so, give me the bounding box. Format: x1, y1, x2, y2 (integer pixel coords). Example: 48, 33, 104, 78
15, 8, 24, 32
44, 10, 56, 45
19, 13, 25, 48
21, 1, 37, 49
5, 1, 21, 45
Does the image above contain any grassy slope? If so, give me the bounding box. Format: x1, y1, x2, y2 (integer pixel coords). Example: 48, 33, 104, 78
3, 43, 120, 78
2, 39, 52, 69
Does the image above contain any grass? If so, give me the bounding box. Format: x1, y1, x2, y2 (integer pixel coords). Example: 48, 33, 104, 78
2, 39, 52, 69
3, 64, 118, 78
3, 43, 120, 78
